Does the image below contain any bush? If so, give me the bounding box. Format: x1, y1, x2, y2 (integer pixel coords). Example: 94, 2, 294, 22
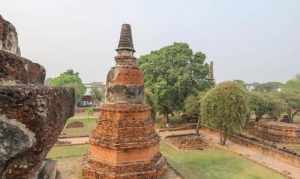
201, 81, 248, 145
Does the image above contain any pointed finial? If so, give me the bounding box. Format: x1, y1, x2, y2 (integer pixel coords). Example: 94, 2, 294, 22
208, 61, 215, 81
116, 24, 135, 52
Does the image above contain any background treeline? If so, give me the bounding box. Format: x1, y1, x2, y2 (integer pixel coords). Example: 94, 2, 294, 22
138, 42, 300, 126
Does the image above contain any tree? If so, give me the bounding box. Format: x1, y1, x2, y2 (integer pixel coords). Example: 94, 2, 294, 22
183, 94, 201, 122
277, 74, 300, 122
201, 81, 248, 145
184, 91, 207, 135
247, 92, 287, 120
284, 74, 300, 91
138, 42, 212, 124
48, 69, 86, 102
233, 80, 247, 89
253, 82, 283, 92
90, 87, 104, 103
145, 90, 157, 121
274, 90, 300, 122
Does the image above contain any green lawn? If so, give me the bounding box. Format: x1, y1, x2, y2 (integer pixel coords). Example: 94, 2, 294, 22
47, 144, 89, 159
48, 143, 284, 179
62, 117, 97, 137
160, 142, 284, 179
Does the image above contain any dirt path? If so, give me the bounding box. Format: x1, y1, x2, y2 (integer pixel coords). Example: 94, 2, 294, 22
58, 136, 89, 145
160, 129, 300, 179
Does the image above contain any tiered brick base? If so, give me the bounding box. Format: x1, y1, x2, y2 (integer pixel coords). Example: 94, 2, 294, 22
82, 154, 166, 179
82, 104, 167, 179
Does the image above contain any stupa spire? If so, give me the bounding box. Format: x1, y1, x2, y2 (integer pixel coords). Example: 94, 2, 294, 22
82, 24, 166, 179
116, 24, 135, 52
208, 61, 214, 80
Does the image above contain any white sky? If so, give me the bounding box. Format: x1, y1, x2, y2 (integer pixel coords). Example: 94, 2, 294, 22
2, 0, 300, 83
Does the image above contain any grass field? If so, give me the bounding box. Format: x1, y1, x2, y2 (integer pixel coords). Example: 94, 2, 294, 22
47, 143, 283, 179
62, 117, 97, 137
47, 144, 89, 159
160, 142, 284, 179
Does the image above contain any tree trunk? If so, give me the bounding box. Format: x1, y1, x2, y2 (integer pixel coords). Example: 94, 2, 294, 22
196, 118, 201, 136
219, 130, 227, 145
223, 132, 228, 145
165, 113, 169, 128
219, 131, 224, 145
288, 109, 296, 123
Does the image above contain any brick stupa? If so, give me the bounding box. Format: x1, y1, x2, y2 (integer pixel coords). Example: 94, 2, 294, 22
82, 24, 167, 179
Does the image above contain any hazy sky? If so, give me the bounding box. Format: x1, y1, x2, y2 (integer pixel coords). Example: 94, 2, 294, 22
2, 0, 300, 83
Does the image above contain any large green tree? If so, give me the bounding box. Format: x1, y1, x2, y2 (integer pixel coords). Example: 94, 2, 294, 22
183, 91, 206, 135
247, 92, 287, 120
201, 81, 248, 145
284, 74, 300, 91
272, 74, 300, 122
138, 42, 212, 123
48, 69, 86, 102
254, 82, 283, 92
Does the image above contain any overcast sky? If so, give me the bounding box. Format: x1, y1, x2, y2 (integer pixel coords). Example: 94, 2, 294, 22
2, 0, 300, 83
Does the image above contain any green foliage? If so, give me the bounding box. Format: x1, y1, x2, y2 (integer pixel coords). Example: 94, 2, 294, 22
47, 144, 89, 159
48, 69, 86, 102
247, 92, 287, 120
62, 117, 97, 137
201, 81, 248, 145
251, 82, 283, 92
145, 90, 157, 120
284, 74, 300, 92
160, 142, 284, 179
183, 91, 206, 121
183, 92, 206, 135
233, 80, 247, 89
85, 107, 94, 119
139, 42, 212, 122
90, 87, 104, 102
183, 94, 201, 119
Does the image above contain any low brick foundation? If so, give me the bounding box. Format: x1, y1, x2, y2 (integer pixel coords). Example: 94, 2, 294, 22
230, 134, 300, 168
248, 121, 300, 144
165, 134, 208, 150
82, 153, 167, 179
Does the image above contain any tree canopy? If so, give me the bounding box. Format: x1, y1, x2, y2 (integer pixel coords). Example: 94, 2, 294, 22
247, 92, 287, 120
48, 69, 86, 102
138, 42, 212, 122
201, 81, 248, 145
90, 87, 104, 103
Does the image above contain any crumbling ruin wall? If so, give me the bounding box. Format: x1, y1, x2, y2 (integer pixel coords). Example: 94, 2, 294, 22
229, 134, 300, 168
248, 121, 300, 144
0, 15, 75, 179
0, 15, 20, 55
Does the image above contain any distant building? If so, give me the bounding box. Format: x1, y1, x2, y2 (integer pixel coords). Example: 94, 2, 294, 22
84, 81, 105, 92
77, 82, 105, 107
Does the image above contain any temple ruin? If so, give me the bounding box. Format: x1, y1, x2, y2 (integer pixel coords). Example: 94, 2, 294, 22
0, 15, 75, 179
82, 24, 167, 179
249, 120, 300, 144
0, 15, 20, 55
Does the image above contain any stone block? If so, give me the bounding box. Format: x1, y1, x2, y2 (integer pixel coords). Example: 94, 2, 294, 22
0, 50, 46, 84
0, 85, 74, 179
